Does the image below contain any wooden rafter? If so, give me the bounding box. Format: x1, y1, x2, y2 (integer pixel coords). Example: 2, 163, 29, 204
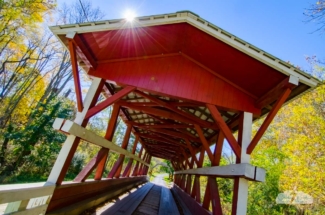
255, 75, 298, 109
130, 121, 194, 129
134, 90, 217, 129
149, 128, 201, 143
118, 103, 196, 125
66, 32, 97, 69
118, 101, 203, 107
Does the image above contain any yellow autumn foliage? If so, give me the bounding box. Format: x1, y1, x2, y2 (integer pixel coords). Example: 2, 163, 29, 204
278, 84, 325, 206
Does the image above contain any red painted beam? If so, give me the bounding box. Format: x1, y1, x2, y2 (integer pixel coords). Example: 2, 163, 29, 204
213, 132, 224, 166
147, 146, 178, 154
132, 145, 143, 176
85, 86, 136, 119
73, 148, 109, 182
150, 128, 201, 143
194, 125, 214, 163
207, 104, 241, 158
149, 132, 184, 145
130, 121, 194, 129
122, 135, 139, 177
146, 142, 179, 150
202, 179, 211, 210
136, 133, 185, 148
185, 139, 199, 166
118, 103, 199, 126
149, 146, 179, 154
74, 104, 121, 182
135, 90, 217, 129
247, 88, 292, 154
68, 33, 97, 69
209, 177, 223, 215
181, 150, 191, 167
94, 104, 121, 179
68, 41, 83, 112
108, 124, 132, 178
255, 76, 297, 108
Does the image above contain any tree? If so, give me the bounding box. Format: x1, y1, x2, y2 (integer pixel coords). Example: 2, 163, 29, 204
0, 0, 107, 183
57, 0, 104, 24
305, 1, 325, 32
279, 83, 325, 214
160, 160, 174, 180
247, 64, 325, 214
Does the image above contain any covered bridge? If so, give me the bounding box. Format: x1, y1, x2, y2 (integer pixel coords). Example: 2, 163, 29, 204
0, 11, 319, 215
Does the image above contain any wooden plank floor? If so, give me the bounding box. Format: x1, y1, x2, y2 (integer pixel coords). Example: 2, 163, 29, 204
98, 183, 182, 215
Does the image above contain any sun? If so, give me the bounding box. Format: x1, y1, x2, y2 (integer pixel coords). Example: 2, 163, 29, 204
124, 10, 136, 22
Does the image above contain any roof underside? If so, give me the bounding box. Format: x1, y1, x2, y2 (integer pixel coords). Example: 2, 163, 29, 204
51, 11, 319, 161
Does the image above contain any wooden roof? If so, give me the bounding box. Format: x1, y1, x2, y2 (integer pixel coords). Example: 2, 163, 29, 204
50, 11, 320, 160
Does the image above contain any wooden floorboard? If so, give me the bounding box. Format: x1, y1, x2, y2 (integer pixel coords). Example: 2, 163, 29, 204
171, 187, 193, 215
96, 183, 185, 215
133, 185, 161, 215
159, 186, 180, 215
100, 183, 153, 215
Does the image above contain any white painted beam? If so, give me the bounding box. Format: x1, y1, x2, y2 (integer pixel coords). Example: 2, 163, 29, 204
174, 163, 265, 182
0, 183, 55, 204
53, 119, 149, 166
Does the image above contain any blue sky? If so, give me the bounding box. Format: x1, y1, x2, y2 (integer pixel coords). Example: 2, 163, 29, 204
57, 0, 324, 72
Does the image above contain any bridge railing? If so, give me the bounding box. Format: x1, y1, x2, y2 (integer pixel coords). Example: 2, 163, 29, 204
172, 164, 265, 214
0, 182, 55, 215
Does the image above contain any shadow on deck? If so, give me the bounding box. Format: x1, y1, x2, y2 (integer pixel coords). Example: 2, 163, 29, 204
83, 182, 191, 215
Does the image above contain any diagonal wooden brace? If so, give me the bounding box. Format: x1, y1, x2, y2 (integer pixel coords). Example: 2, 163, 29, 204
85, 86, 136, 119
247, 87, 292, 154
207, 104, 241, 158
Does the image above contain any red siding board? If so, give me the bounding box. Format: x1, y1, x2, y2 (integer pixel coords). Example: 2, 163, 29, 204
81, 23, 286, 98
90, 55, 260, 114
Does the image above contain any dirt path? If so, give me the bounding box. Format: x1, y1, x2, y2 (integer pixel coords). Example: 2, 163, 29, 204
151, 173, 168, 187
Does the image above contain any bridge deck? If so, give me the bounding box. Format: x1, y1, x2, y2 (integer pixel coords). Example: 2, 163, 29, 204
96, 183, 186, 215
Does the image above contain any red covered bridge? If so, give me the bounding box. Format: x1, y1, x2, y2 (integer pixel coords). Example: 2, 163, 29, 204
0, 11, 319, 215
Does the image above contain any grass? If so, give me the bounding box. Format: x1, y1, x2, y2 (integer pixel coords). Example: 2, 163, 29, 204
149, 173, 156, 181
163, 175, 173, 183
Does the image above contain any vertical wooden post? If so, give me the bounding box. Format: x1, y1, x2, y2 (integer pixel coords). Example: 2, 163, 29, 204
68, 41, 83, 112
122, 135, 139, 177
107, 124, 132, 178
144, 155, 151, 175
47, 78, 104, 185
191, 147, 205, 203
232, 112, 252, 215
132, 145, 143, 176
138, 152, 147, 175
